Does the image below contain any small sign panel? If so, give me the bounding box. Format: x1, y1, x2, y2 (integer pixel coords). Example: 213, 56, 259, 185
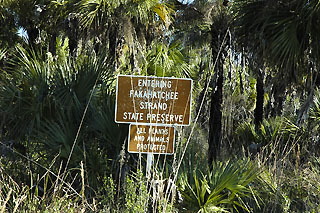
128, 124, 175, 154
115, 75, 192, 126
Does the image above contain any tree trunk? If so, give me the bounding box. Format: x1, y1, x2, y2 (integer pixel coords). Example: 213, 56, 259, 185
254, 69, 264, 129
238, 68, 244, 94
108, 25, 117, 61
196, 74, 208, 127
208, 15, 228, 165
49, 32, 57, 56
208, 58, 223, 164
66, 15, 78, 56
26, 27, 39, 50
271, 92, 284, 117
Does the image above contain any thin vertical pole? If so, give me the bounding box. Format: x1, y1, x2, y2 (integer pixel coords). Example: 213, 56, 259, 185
146, 153, 153, 178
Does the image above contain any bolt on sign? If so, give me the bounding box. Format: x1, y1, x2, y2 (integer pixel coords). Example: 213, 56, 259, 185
115, 75, 193, 126
128, 124, 175, 154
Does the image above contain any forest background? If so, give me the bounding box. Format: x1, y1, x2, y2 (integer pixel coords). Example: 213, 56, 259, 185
1, 0, 320, 212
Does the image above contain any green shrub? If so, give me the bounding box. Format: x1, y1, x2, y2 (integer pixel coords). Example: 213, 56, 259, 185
178, 159, 260, 212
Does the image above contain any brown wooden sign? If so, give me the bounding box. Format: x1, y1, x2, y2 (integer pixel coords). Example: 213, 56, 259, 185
115, 75, 192, 126
128, 124, 175, 154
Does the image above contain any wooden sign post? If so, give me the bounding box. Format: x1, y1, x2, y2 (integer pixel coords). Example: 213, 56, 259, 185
115, 75, 192, 177
128, 124, 175, 178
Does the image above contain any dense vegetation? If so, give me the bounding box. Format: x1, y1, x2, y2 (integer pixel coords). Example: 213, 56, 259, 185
1, 0, 320, 212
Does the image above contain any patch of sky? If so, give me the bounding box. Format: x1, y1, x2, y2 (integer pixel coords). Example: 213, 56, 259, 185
17, 27, 28, 41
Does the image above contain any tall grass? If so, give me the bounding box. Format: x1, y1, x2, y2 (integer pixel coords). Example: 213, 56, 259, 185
0, 158, 92, 212
1, 123, 320, 212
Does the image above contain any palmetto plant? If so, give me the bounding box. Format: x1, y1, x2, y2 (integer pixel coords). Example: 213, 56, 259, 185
232, 0, 320, 125
0, 45, 126, 179
0, 46, 52, 140
142, 42, 191, 77
178, 159, 260, 212
310, 89, 320, 124
78, 0, 174, 67
79, 0, 169, 27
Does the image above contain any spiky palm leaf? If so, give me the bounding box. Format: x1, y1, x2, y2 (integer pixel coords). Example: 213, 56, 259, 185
38, 112, 82, 162
143, 42, 190, 77
34, 51, 114, 165
310, 89, 320, 123
79, 0, 172, 29
233, 0, 320, 76
0, 48, 6, 60
179, 159, 260, 212
0, 0, 15, 27
78, 0, 175, 72
87, 84, 128, 158
0, 46, 53, 139
0, 45, 122, 167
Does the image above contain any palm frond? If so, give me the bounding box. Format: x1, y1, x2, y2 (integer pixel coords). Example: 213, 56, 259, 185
179, 159, 260, 212
0, 46, 52, 138
0, 48, 6, 60
87, 85, 128, 157
79, 0, 111, 29
37, 112, 81, 161
142, 42, 190, 77
310, 89, 320, 123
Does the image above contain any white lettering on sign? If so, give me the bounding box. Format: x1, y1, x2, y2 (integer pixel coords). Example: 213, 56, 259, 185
138, 79, 172, 88
129, 90, 178, 101
149, 127, 168, 135
128, 124, 175, 154
136, 143, 166, 152
122, 112, 144, 121
139, 102, 168, 110
115, 75, 192, 126
146, 113, 183, 123
146, 136, 169, 143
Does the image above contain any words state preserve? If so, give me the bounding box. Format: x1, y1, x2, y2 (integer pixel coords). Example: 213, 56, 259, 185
116, 75, 192, 126
122, 112, 184, 123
